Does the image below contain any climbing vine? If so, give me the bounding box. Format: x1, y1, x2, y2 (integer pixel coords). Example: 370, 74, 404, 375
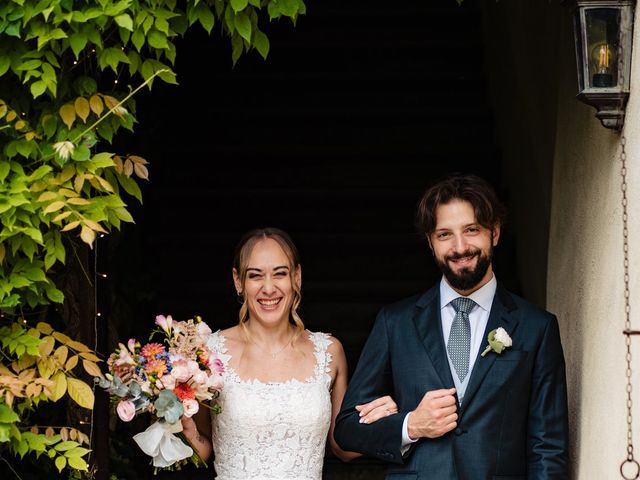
0, 0, 305, 473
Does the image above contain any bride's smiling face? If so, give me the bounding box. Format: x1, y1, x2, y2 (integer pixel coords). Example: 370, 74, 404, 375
234, 238, 301, 327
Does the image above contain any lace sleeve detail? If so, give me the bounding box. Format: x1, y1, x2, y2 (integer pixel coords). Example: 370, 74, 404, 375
308, 331, 333, 386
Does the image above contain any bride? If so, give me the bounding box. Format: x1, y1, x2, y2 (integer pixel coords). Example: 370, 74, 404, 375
181, 228, 397, 479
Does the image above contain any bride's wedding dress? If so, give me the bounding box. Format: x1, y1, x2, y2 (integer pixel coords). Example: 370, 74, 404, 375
207, 330, 333, 480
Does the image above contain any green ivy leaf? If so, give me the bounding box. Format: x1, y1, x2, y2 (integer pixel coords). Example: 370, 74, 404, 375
230, 0, 249, 13
147, 29, 168, 49
0, 404, 19, 423
68, 32, 88, 58
254, 30, 269, 59
29, 80, 47, 98
195, 4, 215, 34
71, 144, 90, 162
0, 56, 10, 77
114, 13, 133, 31
234, 12, 251, 42
45, 284, 64, 303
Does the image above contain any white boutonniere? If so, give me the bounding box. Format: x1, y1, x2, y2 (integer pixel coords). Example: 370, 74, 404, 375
480, 327, 512, 357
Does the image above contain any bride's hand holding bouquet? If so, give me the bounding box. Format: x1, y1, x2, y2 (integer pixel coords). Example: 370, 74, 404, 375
96, 314, 223, 470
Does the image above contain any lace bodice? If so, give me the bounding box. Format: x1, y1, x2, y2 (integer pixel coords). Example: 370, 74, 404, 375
207, 330, 333, 480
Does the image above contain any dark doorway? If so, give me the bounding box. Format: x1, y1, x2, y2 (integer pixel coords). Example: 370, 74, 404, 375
104, 0, 518, 478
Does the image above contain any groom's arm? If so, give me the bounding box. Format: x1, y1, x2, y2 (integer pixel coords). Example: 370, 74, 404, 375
334, 308, 407, 464
527, 314, 569, 479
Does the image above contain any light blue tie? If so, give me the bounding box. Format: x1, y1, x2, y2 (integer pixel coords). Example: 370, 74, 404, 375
447, 297, 476, 382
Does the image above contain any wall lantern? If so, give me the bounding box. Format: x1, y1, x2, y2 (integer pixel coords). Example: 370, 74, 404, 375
563, 0, 635, 130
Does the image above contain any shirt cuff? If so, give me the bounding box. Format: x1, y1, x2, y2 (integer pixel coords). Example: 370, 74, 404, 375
400, 412, 418, 454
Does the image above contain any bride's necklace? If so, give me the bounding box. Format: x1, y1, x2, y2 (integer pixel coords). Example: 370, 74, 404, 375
251, 332, 294, 359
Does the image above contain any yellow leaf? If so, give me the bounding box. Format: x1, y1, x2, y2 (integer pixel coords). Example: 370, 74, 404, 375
59, 104, 76, 129
59, 165, 76, 183
55, 455, 66, 472
67, 378, 94, 409
67, 456, 88, 471
133, 163, 149, 180
82, 360, 102, 377
37, 192, 58, 202
25, 132, 36, 141
66, 340, 90, 353
36, 322, 53, 335
113, 155, 123, 173
49, 371, 67, 401
25, 383, 42, 397
14, 120, 26, 130
124, 159, 133, 176
53, 345, 68, 366
102, 95, 119, 110
18, 368, 36, 382
78, 431, 90, 445
96, 175, 114, 192
44, 201, 66, 214
16, 354, 36, 370
80, 226, 95, 246
61, 220, 81, 232
89, 95, 104, 116
59, 188, 79, 198
65, 355, 78, 371
30, 181, 47, 192
37, 357, 54, 379
74, 97, 90, 123
52, 332, 71, 344
78, 351, 101, 362
53, 211, 72, 222
74, 174, 85, 193
83, 219, 107, 233
6, 110, 16, 122
39, 335, 55, 357
66, 197, 91, 206
0, 243, 4, 263
128, 155, 148, 165
69, 428, 78, 441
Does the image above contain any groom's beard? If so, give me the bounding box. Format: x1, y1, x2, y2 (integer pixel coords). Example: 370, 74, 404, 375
435, 247, 493, 292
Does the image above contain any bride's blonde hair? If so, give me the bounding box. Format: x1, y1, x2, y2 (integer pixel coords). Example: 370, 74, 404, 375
233, 228, 304, 342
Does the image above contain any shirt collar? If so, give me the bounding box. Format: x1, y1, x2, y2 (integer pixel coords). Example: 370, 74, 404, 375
439, 274, 497, 312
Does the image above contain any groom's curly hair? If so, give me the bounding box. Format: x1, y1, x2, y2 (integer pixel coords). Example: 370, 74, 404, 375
415, 174, 507, 237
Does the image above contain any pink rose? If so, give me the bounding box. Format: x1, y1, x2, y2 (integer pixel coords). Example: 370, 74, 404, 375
182, 399, 200, 418
211, 358, 224, 375
116, 400, 136, 422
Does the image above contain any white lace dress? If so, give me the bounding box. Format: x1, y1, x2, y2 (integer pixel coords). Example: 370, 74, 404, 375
207, 330, 333, 480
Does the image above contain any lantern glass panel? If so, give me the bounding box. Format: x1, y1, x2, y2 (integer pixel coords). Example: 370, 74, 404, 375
584, 8, 620, 89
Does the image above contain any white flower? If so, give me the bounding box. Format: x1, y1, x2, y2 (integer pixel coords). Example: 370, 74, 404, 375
53, 141, 75, 160
481, 327, 513, 357
494, 327, 512, 347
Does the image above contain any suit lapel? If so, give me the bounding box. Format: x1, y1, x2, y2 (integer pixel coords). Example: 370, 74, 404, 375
413, 288, 455, 388
460, 285, 519, 411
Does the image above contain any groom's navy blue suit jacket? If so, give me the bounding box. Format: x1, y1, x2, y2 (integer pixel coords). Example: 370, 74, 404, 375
334, 284, 569, 480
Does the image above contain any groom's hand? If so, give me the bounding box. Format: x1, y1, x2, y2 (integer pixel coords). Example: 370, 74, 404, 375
407, 388, 458, 439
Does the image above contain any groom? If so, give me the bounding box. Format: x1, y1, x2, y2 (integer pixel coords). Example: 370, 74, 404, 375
334, 174, 568, 479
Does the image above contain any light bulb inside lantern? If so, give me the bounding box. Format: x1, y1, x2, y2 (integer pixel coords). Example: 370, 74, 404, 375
590, 42, 616, 87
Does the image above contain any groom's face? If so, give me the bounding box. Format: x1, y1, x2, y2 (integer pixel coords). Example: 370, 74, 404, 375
428, 199, 500, 295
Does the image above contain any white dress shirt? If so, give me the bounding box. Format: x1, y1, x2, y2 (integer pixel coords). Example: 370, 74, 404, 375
401, 274, 497, 449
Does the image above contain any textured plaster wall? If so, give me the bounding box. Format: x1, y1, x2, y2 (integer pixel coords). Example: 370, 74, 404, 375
481, 1, 640, 478
547, 5, 640, 478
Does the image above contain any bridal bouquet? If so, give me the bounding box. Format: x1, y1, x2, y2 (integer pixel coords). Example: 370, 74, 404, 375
96, 315, 223, 470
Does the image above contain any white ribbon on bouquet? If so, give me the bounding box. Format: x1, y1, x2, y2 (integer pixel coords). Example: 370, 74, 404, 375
133, 420, 193, 467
